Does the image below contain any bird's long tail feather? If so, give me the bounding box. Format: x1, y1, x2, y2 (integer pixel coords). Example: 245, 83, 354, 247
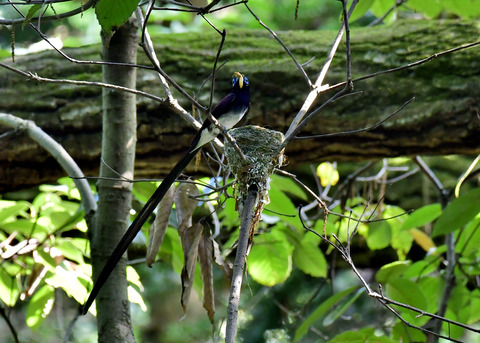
82, 149, 197, 314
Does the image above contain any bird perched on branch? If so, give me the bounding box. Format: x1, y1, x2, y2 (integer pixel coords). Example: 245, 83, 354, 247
82, 72, 250, 314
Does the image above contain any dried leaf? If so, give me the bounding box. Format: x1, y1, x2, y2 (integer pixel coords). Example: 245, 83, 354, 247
199, 230, 214, 323
146, 185, 175, 267
212, 239, 233, 280
175, 183, 200, 236
180, 223, 203, 312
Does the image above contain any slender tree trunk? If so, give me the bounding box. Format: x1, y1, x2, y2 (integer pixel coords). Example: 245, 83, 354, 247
90, 18, 138, 343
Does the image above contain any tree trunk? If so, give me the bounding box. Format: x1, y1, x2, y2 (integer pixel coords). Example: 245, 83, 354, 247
90, 19, 138, 343
0, 20, 479, 191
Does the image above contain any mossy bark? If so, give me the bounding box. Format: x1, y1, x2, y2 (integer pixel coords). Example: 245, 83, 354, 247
0, 20, 479, 191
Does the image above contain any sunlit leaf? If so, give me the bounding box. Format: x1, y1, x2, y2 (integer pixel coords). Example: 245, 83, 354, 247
376, 260, 410, 283
328, 327, 397, 342
22, 4, 42, 30
433, 188, 480, 237
26, 284, 55, 329
95, 0, 140, 34
292, 232, 327, 277
0, 200, 30, 225
265, 185, 301, 227
316, 162, 339, 187
248, 227, 293, 286
128, 285, 147, 312
270, 174, 308, 201
0, 268, 20, 307
348, 0, 375, 22
366, 220, 391, 250
401, 203, 442, 231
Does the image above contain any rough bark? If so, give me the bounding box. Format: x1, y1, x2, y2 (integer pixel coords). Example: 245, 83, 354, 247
0, 20, 479, 191
90, 19, 138, 343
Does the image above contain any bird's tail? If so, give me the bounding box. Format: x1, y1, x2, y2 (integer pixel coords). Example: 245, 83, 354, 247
82, 149, 197, 314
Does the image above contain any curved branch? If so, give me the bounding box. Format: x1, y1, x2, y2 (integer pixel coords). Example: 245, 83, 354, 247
0, 112, 97, 215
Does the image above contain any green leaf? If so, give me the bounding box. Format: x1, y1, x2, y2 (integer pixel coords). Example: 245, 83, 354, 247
386, 278, 428, 326
407, 0, 443, 18
45, 264, 89, 303
433, 188, 480, 237
270, 174, 308, 201
159, 228, 184, 274
95, 0, 140, 34
455, 214, 480, 257
418, 276, 443, 314
22, 4, 42, 30
293, 232, 327, 277
349, 0, 375, 22
442, 0, 480, 18
366, 220, 391, 250
392, 322, 426, 342
293, 286, 358, 342
376, 260, 410, 283
401, 203, 442, 231
26, 284, 55, 329
265, 185, 301, 227
0, 268, 20, 307
328, 327, 397, 342
55, 238, 85, 264
323, 288, 365, 326
0, 200, 30, 225
247, 228, 293, 286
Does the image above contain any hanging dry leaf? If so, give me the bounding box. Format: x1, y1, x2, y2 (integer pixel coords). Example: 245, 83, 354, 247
198, 230, 215, 323
212, 239, 233, 280
146, 184, 175, 267
175, 182, 200, 236
180, 222, 203, 313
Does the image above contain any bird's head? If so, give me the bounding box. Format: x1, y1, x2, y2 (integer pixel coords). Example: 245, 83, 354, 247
233, 71, 249, 89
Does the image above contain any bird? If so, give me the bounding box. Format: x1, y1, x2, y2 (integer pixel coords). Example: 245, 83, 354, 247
82, 72, 250, 314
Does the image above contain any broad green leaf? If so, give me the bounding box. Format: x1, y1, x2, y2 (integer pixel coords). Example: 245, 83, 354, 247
455, 214, 480, 257
316, 162, 339, 187
323, 288, 365, 326
293, 232, 327, 277
369, 0, 396, 20
293, 286, 358, 342
265, 185, 301, 227
248, 228, 293, 286
366, 220, 391, 250
401, 203, 442, 231
442, 0, 480, 18
32, 193, 61, 212
418, 276, 443, 313
403, 259, 438, 279
348, 0, 375, 22
386, 278, 428, 326
95, 0, 140, 34
433, 188, 480, 237
0, 268, 20, 307
1, 218, 48, 241
468, 289, 480, 324
376, 260, 410, 283
392, 322, 426, 342
22, 4, 42, 30
45, 264, 89, 303
26, 284, 55, 329
270, 174, 308, 201
0, 200, 30, 225
133, 181, 158, 204
328, 327, 397, 342
55, 238, 85, 264
408, 0, 443, 18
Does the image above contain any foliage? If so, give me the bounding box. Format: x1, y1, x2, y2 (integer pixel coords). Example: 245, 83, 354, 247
1, 0, 480, 342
